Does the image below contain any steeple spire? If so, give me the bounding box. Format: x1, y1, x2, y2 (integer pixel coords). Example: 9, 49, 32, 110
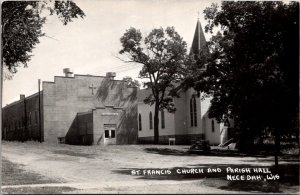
190, 17, 206, 55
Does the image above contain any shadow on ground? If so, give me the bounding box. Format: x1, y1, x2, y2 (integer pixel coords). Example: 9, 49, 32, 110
144, 147, 270, 158
53, 150, 95, 158
112, 163, 299, 193
144, 147, 300, 162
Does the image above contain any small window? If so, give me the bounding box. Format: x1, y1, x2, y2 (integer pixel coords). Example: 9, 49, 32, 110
57, 137, 65, 144
161, 111, 165, 129
105, 130, 109, 138
212, 120, 215, 132
111, 130, 115, 138
149, 112, 153, 130
138, 114, 142, 131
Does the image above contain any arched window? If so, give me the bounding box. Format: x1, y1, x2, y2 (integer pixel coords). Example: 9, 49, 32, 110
138, 114, 142, 131
190, 96, 197, 127
161, 111, 165, 129
211, 120, 215, 132
190, 99, 193, 126
149, 112, 153, 130
193, 97, 197, 127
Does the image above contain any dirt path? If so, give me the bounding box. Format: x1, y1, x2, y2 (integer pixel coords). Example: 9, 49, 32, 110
1, 141, 286, 193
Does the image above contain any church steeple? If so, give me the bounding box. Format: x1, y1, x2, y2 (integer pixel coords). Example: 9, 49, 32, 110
191, 18, 206, 55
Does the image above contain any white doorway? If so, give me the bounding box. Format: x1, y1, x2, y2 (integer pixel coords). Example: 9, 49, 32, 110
104, 125, 117, 145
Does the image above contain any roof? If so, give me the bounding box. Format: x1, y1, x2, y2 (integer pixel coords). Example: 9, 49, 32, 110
3, 91, 42, 109
191, 19, 207, 55
137, 82, 183, 102
137, 88, 152, 102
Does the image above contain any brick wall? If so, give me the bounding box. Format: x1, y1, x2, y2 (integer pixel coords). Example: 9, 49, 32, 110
2, 92, 43, 141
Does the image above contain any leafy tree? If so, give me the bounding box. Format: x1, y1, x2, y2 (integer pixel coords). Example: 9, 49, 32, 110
122, 76, 141, 88
119, 27, 187, 144
187, 2, 298, 169
2, 1, 85, 75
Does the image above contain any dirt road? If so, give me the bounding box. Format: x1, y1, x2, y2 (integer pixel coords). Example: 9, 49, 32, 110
1, 141, 295, 193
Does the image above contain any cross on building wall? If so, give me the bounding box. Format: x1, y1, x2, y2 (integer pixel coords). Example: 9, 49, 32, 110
89, 84, 97, 95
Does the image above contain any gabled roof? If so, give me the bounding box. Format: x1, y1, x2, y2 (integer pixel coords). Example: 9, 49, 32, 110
191, 19, 207, 55
137, 88, 152, 102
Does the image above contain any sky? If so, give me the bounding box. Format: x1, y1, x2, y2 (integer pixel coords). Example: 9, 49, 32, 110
3, 0, 221, 106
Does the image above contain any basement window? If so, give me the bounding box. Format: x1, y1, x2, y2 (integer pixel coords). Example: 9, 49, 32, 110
57, 137, 65, 144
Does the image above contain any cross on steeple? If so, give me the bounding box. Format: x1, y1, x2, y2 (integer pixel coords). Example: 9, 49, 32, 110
197, 11, 200, 20
89, 83, 97, 95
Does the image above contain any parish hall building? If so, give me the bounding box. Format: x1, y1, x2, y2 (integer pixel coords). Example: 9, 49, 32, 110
2, 71, 138, 145
2, 19, 233, 146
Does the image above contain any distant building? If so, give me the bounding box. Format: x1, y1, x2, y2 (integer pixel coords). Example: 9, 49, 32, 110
2, 70, 138, 145
137, 19, 233, 145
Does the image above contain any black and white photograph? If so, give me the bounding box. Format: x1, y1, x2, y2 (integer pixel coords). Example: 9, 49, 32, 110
1, 0, 299, 194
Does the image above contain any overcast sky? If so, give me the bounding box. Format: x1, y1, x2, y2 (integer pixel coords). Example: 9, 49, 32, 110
3, 0, 220, 106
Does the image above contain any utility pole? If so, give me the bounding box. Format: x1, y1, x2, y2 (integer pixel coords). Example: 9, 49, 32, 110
38, 79, 42, 142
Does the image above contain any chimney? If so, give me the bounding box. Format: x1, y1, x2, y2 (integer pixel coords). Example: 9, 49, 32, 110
20, 94, 25, 100
63, 68, 73, 77
106, 72, 116, 80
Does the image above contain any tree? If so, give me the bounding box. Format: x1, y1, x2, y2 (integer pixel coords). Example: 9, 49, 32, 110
119, 27, 187, 144
187, 2, 298, 169
2, 1, 85, 75
122, 76, 141, 88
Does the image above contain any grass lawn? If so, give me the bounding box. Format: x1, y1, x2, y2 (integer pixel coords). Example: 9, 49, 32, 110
2, 186, 77, 194
2, 158, 59, 186
1, 158, 76, 194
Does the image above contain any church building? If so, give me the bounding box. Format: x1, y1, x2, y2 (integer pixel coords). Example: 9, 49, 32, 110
137, 19, 231, 145
2, 70, 138, 145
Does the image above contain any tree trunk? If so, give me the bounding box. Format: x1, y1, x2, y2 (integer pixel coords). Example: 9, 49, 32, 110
153, 103, 159, 144
274, 127, 280, 173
